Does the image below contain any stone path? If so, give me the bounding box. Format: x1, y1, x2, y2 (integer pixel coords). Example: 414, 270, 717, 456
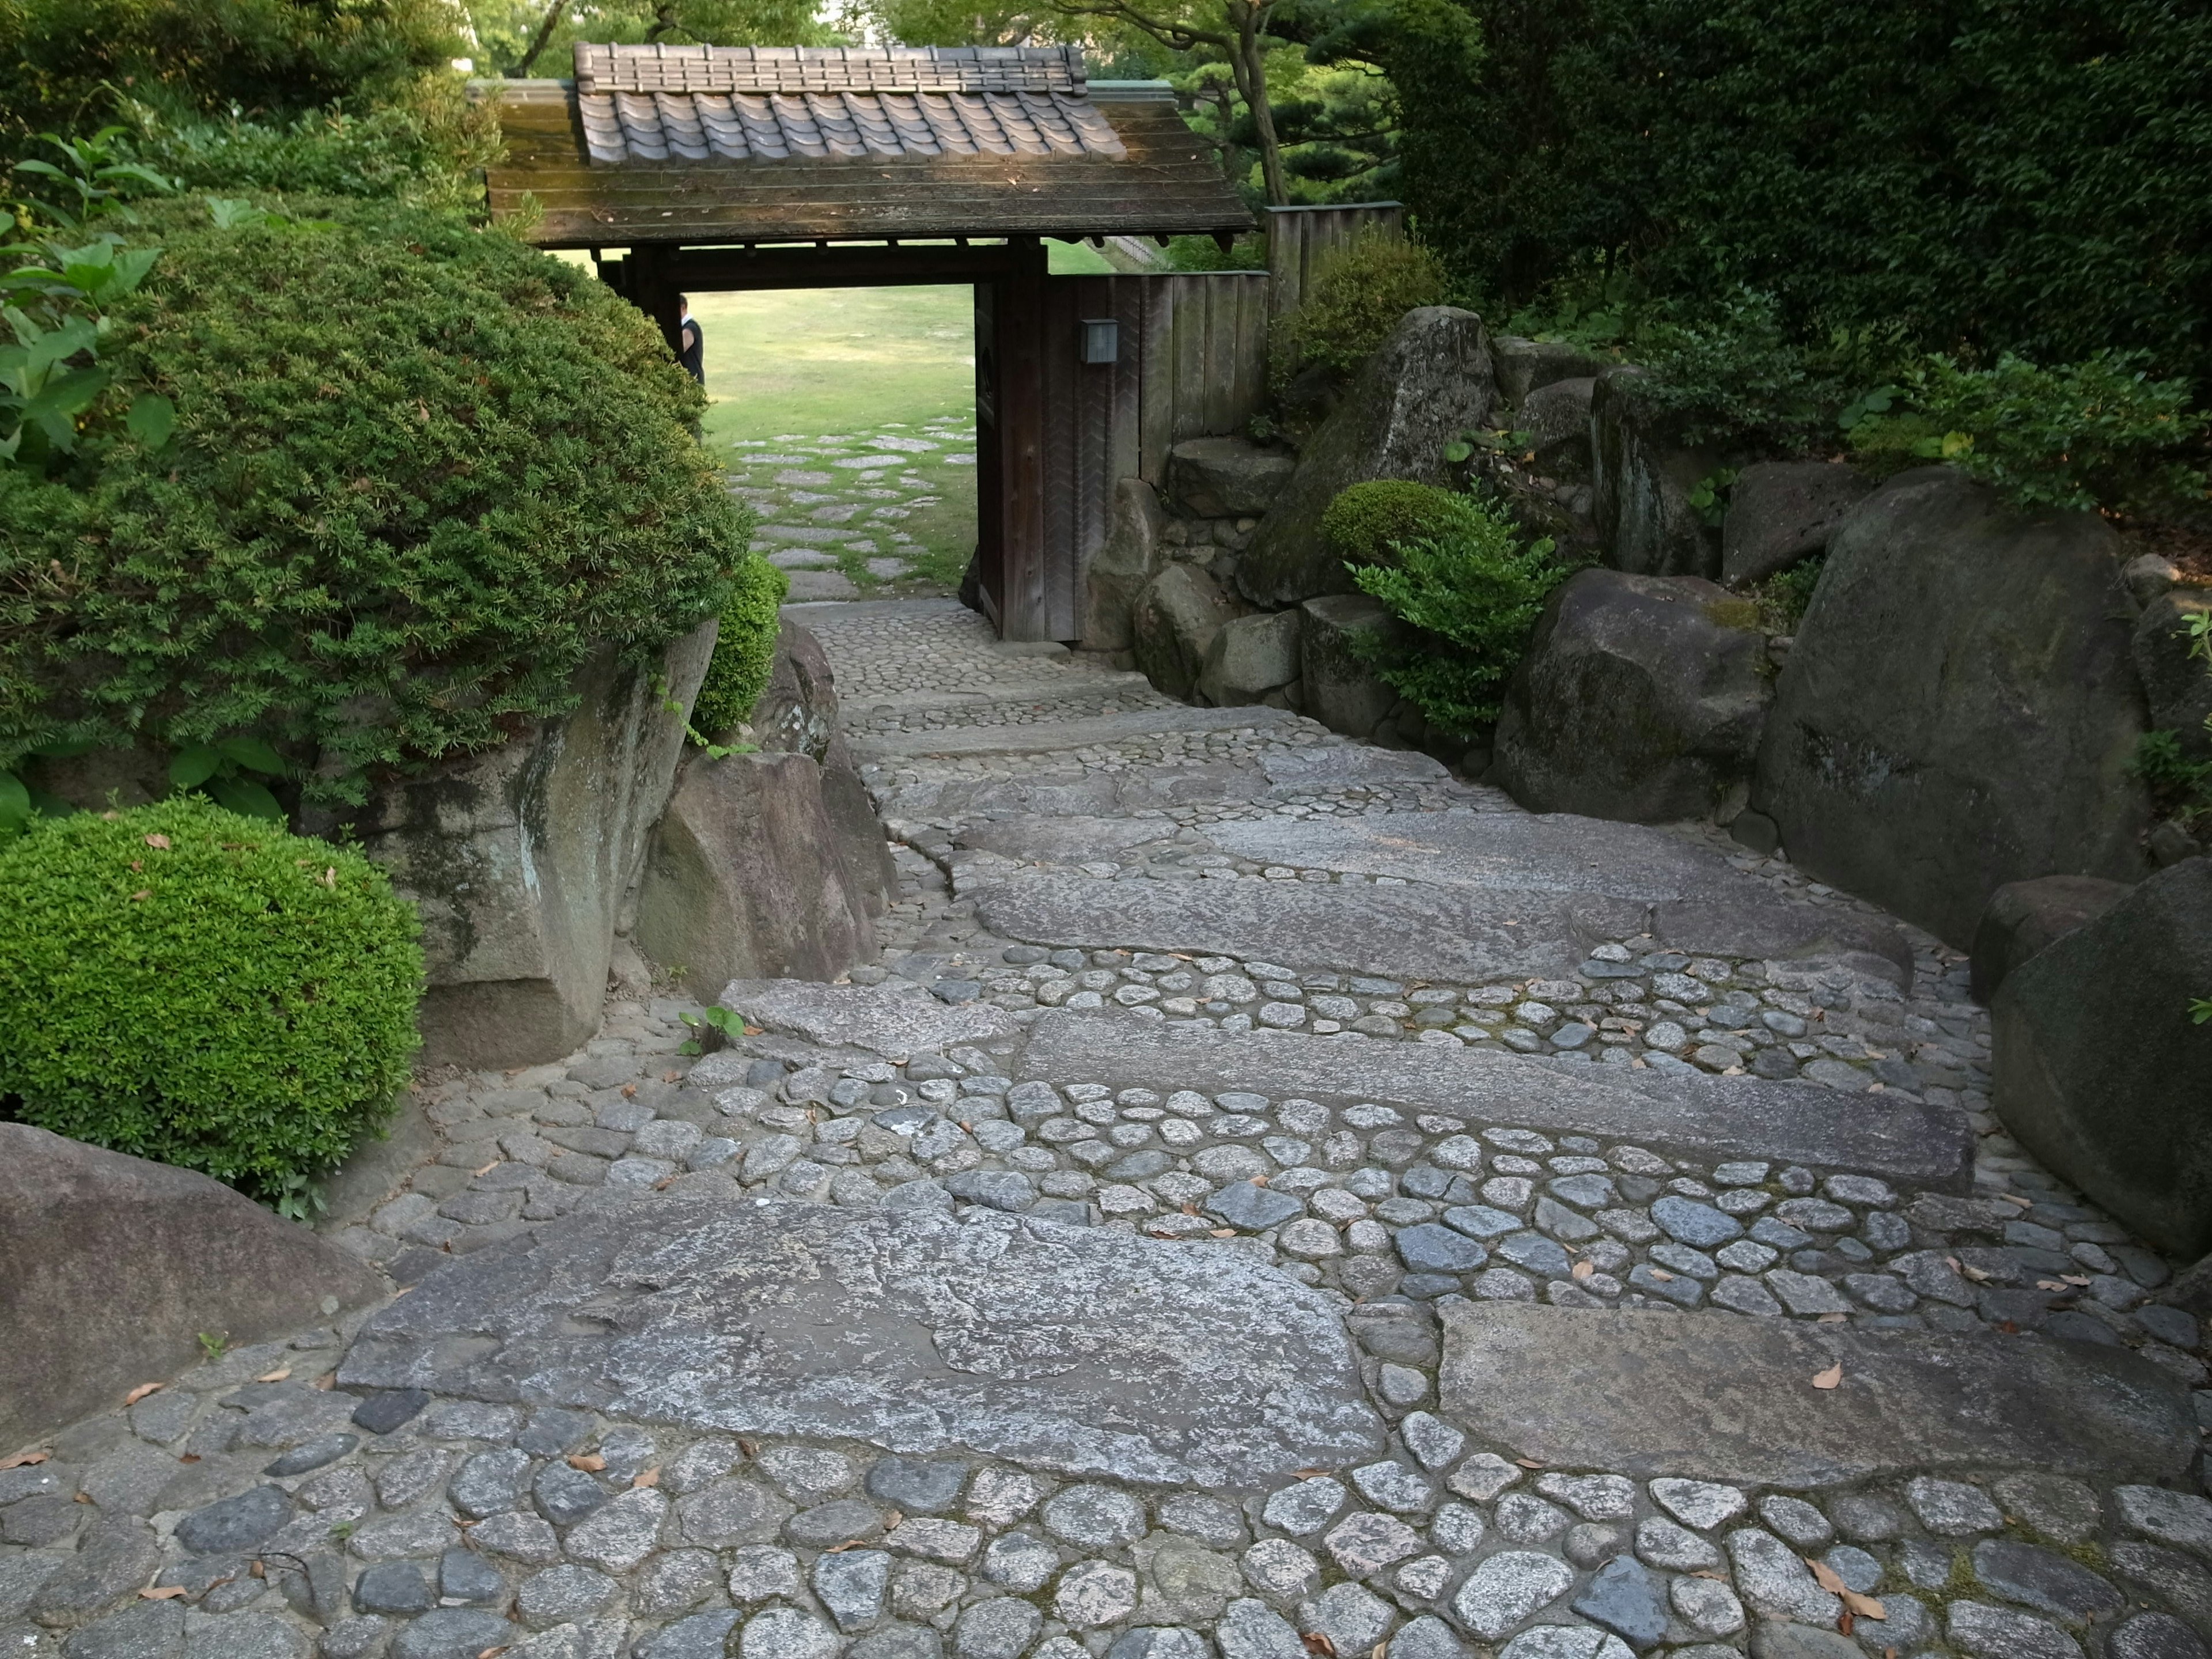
8, 598, 2211, 1659
728, 425, 978, 600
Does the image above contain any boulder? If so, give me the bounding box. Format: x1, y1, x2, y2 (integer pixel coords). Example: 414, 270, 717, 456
1720, 461, 1876, 586
1590, 368, 1725, 579
1490, 336, 1612, 407
2133, 589, 2212, 760
1752, 467, 2153, 946
1518, 376, 1594, 474
750, 617, 898, 916
1300, 594, 1404, 740
1992, 857, 2212, 1257
1235, 308, 1497, 607
1493, 570, 1773, 823
1166, 438, 1296, 520
1197, 611, 1302, 706
1133, 563, 1246, 700
343, 624, 717, 1068
1969, 874, 2131, 1002
0, 1123, 385, 1452
634, 751, 878, 1003
1078, 477, 1169, 653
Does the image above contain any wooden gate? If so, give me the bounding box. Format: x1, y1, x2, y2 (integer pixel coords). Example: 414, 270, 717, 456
987, 270, 1270, 641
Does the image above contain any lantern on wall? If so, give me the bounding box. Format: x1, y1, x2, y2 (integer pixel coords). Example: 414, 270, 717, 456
1080, 318, 1120, 365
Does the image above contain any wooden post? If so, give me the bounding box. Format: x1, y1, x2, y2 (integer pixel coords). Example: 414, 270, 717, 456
626, 243, 686, 361
993, 237, 1052, 642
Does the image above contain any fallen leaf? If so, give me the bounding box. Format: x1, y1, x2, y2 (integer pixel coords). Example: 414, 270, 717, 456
1210, 1228, 1237, 1238
73, 1491, 93, 1503
255, 1366, 291, 1383
1807, 1558, 1847, 1594
1514, 1457, 1545, 1469
1839, 1611, 1854, 1637
2036, 1279, 2070, 1292
319, 866, 336, 887
1843, 1589, 1886, 1619
178, 1454, 200, 1464
129, 889, 151, 902
1294, 1468, 1328, 1478
738, 1440, 759, 1458
567, 1453, 607, 1472
1998, 1320, 2020, 1334
1998, 1192, 2033, 1207
654, 1176, 677, 1191
143, 832, 172, 850
139, 1587, 188, 1600
249, 1560, 266, 1579
1959, 1263, 1993, 1283
1252, 1173, 1270, 1186
1810, 1363, 1844, 1389
1370, 1645, 1386, 1659
632, 1467, 661, 1488
743, 1025, 762, 1036
1302, 1636, 1336, 1657
123, 1382, 164, 1406
2062, 1274, 2092, 1286
479, 1647, 510, 1659
1649, 1268, 1676, 1282
474, 1160, 499, 1177
1180, 1202, 1199, 1217
622, 1083, 638, 1097
1571, 1260, 1595, 1279
1817, 1312, 1849, 1324
1690, 1569, 1728, 1581
0, 1452, 49, 1469
662, 1070, 682, 1083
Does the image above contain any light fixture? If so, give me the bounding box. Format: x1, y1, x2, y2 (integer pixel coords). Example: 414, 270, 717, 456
1080, 318, 1119, 365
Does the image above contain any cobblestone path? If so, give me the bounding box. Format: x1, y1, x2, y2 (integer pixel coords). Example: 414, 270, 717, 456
9, 598, 2210, 1659
728, 423, 978, 600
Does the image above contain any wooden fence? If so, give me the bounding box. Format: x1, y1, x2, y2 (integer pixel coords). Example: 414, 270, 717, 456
1265, 201, 1408, 322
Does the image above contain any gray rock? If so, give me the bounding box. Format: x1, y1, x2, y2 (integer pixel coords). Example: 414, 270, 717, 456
1493, 570, 1772, 823
1971, 1539, 2123, 1620
1650, 1196, 1742, 1248
1017, 1013, 1969, 1187
786, 1498, 887, 1549
1436, 1301, 2194, 1484
0, 1124, 383, 1455
1590, 366, 1724, 580
1299, 595, 1405, 740
57, 1601, 183, 1658
1989, 1474, 2101, 1544
532, 1460, 608, 1527
1199, 611, 1303, 707
2135, 590, 2212, 763
1727, 1527, 1839, 1624
1043, 1484, 1146, 1547
1745, 1626, 1858, 1659
1448, 1550, 1573, 1639
1305, 1581, 1396, 1653
516, 1564, 617, 1624
1751, 467, 2150, 946
635, 750, 878, 1002
851, 1628, 942, 1659
1238, 308, 1497, 607
865, 1457, 967, 1514
352, 623, 714, 1066
1968, 873, 2130, 1001
638, 1612, 744, 1659
716, 980, 1016, 1066
451, 1448, 532, 1517
815, 1548, 893, 1631
1946, 1599, 2085, 1659
263, 1433, 358, 1478
1217, 1598, 1305, 1659
440, 1550, 506, 1607
563, 1487, 667, 1571
389, 1608, 522, 1659
2109, 1613, 2211, 1659
741, 1608, 842, 1659
1570, 1554, 1667, 1647
1993, 857, 2212, 1257
1520, 376, 1594, 472
341, 1198, 1383, 1486
1135, 563, 1249, 701
1206, 1181, 1305, 1232
1396, 1222, 1487, 1274
1169, 437, 1296, 519
175, 1487, 291, 1556
354, 1562, 435, 1616
1720, 461, 1873, 586
183, 1612, 310, 1659
1080, 477, 1169, 654
956, 1597, 1043, 1659
1262, 1478, 1347, 1537
1491, 336, 1611, 407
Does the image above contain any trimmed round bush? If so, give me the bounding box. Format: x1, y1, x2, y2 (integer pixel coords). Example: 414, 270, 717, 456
1321, 479, 1493, 567
691, 555, 790, 738
1282, 233, 1449, 374
0, 797, 424, 1207
0, 198, 760, 803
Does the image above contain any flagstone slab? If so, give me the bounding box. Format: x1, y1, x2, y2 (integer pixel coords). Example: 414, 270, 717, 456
718, 978, 1017, 1062
338, 1199, 1387, 1487
1437, 1302, 2195, 1487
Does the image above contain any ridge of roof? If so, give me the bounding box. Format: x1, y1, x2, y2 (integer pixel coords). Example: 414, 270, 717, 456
573, 42, 1089, 97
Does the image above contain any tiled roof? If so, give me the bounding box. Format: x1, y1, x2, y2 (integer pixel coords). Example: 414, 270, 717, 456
573, 44, 1126, 164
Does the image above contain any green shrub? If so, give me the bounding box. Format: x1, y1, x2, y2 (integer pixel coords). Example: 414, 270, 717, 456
691, 555, 790, 737
0, 196, 753, 802
1373, 0, 2212, 397
1321, 480, 1492, 567
1345, 489, 1571, 736
0, 797, 423, 1210
123, 96, 499, 208
1281, 232, 1449, 375
1844, 351, 2208, 514
1162, 234, 1267, 272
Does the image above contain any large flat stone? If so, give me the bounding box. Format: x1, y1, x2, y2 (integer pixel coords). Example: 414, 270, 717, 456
1, 1125, 386, 1453
1437, 1302, 2194, 1487
1256, 747, 1450, 789
718, 980, 1018, 1063
952, 817, 1178, 866
874, 763, 1266, 825
338, 1199, 1385, 1487
977, 872, 1637, 983
1013, 1013, 1973, 1186
850, 706, 1305, 762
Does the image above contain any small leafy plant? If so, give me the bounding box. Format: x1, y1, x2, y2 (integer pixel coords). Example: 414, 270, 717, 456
168, 734, 289, 821
677, 1005, 747, 1056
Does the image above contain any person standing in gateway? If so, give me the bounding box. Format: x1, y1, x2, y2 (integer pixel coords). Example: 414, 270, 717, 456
678, 296, 704, 383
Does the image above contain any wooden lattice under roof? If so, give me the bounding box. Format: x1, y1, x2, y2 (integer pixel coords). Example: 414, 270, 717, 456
479, 44, 1255, 247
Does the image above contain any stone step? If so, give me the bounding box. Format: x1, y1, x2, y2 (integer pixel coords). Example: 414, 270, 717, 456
974, 869, 1912, 987
850, 704, 1310, 762
339, 1195, 1387, 1488
1014, 1009, 1974, 1186
845, 675, 1166, 717
1437, 1300, 2195, 1486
